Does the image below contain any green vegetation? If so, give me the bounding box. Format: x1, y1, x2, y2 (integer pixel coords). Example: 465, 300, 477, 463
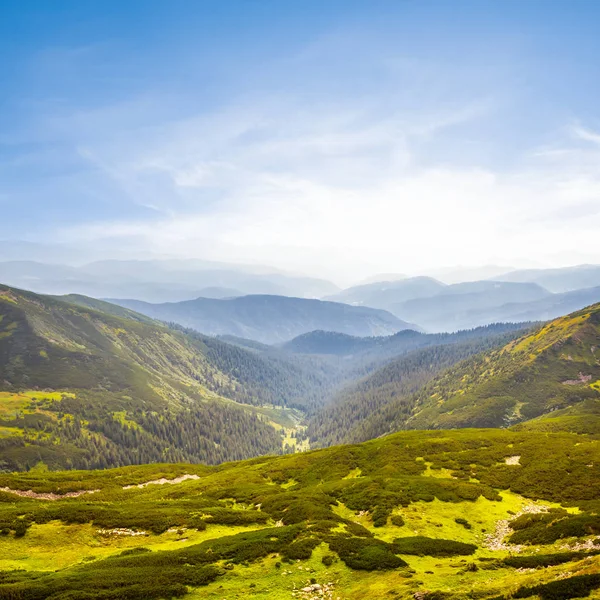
310, 303, 600, 446
513, 573, 600, 599
391, 536, 477, 557
0, 429, 599, 598
2, 287, 600, 597
0, 285, 337, 469
0, 284, 540, 471
508, 511, 600, 545
307, 325, 533, 447
327, 535, 408, 570
502, 550, 600, 569
455, 517, 472, 529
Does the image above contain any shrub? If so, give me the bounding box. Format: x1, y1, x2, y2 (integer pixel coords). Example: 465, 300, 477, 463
509, 512, 600, 545
327, 536, 408, 570
202, 508, 268, 526
392, 536, 477, 557
281, 538, 320, 560
514, 573, 600, 600
307, 520, 339, 534
345, 522, 373, 537
118, 548, 151, 557
455, 517, 472, 529
503, 551, 600, 569
13, 520, 29, 538
371, 506, 391, 527
321, 555, 335, 566
391, 515, 405, 527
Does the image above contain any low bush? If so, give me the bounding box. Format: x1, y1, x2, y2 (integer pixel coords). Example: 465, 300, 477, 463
391, 515, 405, 527
503, 550, 600, 569
327, 535, 408, 570
509, 512, 600, 545
281, 538, 321, 560
345, 521, 373, 537
513, 573, 600, 600
392, 536, 477, 557
202, 508, 269, 526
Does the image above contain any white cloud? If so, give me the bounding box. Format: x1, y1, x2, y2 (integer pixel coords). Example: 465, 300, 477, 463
10, 30, 597, 284
572, 124, 600, 146
58, 99, 600, 283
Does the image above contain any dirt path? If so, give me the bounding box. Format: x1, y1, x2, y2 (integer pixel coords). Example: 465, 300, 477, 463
123, 474, 200, 489
0, 487, 99, 500
483, 504, 548, 552
0, 473, 200, 500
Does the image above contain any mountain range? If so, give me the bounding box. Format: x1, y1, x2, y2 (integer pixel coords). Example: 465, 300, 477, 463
3, 259, 600, 336
2, 281, 600, 599
491, 264, 600, 293
0, 284, 339, 470
6, 278, 598, 469
328, 273, 600, 332
0, 259, 339, 302
0, 282, 535, 471
109, 294, 416, 344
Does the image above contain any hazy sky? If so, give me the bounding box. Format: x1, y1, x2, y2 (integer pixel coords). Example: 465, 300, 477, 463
1, 0, 599, 282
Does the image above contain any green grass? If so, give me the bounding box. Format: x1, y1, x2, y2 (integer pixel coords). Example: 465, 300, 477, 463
0, 429, 599, 599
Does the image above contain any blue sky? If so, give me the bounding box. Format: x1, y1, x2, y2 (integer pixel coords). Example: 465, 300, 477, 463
1, 0, 599, 282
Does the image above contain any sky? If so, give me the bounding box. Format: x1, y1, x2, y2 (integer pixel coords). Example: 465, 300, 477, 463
1, 0, 600, 284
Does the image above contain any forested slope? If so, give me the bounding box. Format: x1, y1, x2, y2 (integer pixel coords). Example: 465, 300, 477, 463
0, 285, 310, 470
315, 303, 600, 445
308, 326, 530, 446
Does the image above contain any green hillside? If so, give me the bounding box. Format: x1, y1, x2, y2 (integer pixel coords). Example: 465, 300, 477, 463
0, 429, 599, 599
0, 285, 321, 470
1, 290, 600, 598
407, 303, 600, 430
317, 303, 600, 444
307, 326, 532, 447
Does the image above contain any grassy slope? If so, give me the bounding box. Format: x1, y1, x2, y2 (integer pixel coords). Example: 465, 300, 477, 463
345, 304, 600, 440
1, 284, 241, 401
53, 294, 158, 324
0, 285, 308, 469
0, 429, 599, 599
511, 398, 600, 436
408, 303, 600, 429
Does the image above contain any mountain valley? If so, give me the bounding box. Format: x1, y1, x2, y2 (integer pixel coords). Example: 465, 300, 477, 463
1, 280, 600, 600
4, 2, 600, 597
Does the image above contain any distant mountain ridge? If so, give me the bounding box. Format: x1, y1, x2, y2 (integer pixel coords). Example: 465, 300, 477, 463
0, 259, 339, 303
491, 264, 600, 293
445, 285, 600, 325
109, 295, 416, 344
392, 281, 551, 331
325, 276, 445, 309
329, 273, 600, 332
282, 322, 530, 360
